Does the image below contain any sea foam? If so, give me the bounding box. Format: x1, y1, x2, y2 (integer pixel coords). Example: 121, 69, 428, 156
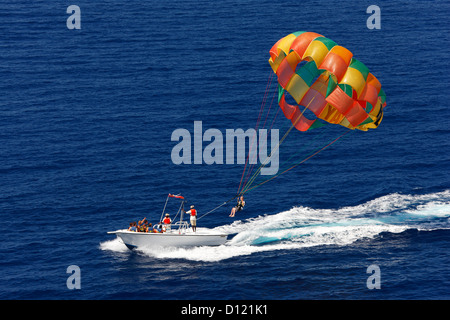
100, 190, 450, 262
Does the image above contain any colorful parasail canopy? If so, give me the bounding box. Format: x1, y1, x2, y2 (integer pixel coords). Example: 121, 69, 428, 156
269, 31, 386, 131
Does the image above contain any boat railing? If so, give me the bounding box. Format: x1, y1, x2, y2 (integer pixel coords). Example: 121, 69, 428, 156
172, 221, 190, 234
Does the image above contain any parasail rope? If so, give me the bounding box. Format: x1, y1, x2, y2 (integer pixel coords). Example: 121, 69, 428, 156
239, 74, 332, 194
240, 103, 313, 194
237, 72, 274, 194
197, 195, 239, 221
242, 129, 353, 194
240, 88, 279, 193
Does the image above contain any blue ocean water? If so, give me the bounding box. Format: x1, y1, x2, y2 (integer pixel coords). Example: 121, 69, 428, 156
0, 0, 449, 301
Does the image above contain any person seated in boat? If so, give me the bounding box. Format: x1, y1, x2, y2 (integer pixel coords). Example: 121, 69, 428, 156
229, 195, 245, 217
138, 218, 148, 232
152, 223, 162, 233
128, 222, 137, 232
185, 205, 197, 232
137, 217, 146, 231
163, 213, 172, 231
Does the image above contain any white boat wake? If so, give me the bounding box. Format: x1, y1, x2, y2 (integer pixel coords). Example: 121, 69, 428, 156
100, 190, 450, 262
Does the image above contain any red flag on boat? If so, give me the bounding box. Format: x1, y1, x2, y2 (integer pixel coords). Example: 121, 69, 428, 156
168, 194, 184, 199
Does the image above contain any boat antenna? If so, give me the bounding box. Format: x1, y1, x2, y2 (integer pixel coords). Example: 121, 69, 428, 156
180, 199, 185, 224
160, 194, 170, 223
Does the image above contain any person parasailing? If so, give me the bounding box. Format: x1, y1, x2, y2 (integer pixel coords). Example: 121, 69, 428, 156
229, 195, 245, 217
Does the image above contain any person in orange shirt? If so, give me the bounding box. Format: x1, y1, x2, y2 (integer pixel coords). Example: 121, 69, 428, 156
163, 213, 172, 231
185, 205, 197, 232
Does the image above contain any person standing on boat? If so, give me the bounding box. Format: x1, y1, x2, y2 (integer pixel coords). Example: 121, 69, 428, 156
185, 205, 197, 232
163, 213, 172, 231
163, 213, 171, 225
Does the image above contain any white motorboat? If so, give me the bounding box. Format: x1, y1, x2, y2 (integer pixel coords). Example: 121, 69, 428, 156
108, 222, 227, 249
107, 194, 228, 249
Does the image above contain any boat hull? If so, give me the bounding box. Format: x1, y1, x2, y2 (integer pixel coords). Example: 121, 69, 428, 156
108, 229, 228, 249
